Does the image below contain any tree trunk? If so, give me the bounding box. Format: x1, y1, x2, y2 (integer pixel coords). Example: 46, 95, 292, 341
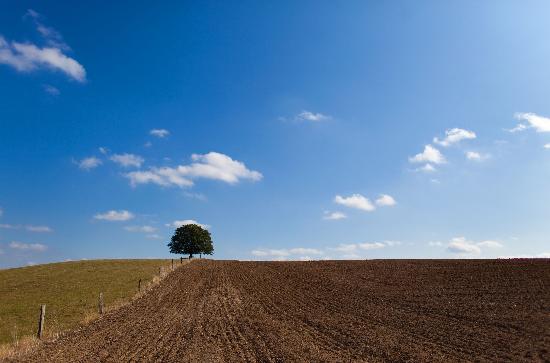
189, 254, 193, 259
200, 253, 202, 259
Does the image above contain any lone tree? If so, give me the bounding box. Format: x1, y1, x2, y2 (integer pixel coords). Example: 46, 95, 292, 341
168, 224, 214, 259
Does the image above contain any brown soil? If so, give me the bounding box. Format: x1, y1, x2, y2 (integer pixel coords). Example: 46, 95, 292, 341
8, 259, 550, 362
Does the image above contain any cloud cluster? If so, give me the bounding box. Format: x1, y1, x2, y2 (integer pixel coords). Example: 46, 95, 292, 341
126, 152, 262, 188
251, 241, 401, 261
432, 237, 503, 256
150, 129, 170, 138
110, 153, 144, 168
409, 128, 476, 172
295, 111, 331, 122
0, 18, 86, 83
511, 112, 550, 133
76, 156, 102, 170
9, 241, 47, 252
323, 211, 347, 220
434, 128, 476, 147
333, 193, 396, 212
94, 210, 134, 222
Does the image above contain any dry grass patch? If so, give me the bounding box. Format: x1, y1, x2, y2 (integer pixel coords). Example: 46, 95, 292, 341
0, 259, 176, 350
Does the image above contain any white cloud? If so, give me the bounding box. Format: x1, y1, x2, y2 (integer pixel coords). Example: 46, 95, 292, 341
544, 144, 550, 149
43, 84, 59, 95
323, 211, 347, 220
126, 152, 262, 188
9, 241, 47, 252
110, 153, 144, 168
150, 129, 170, 138
146, 234, 163, 240
94, 210, 134, 222
428, 241, 443, 246
506, 124, 527, 133
331, 243, 358, 253
447, 237, 481, 255
288, 248, 323, 255
251, 247, 323, 258
166, 219, 209, 229
98, 147, 109, 155
334, 194, 375, 212
477, 240, 503, 248
513, 112, 550, 133
409, 145, 446, 165
416, 163, 436, 173
0, 36, 86, 82
465, 151, 490, 162
295, 110, 330, 122
26, 225, 53, 233
446, 237, 503, 256
124, 225, 157, 233
375, 194, 396, 207
358, 242, 386, 250
76, 156, 102, 170
433, 128, 476, 147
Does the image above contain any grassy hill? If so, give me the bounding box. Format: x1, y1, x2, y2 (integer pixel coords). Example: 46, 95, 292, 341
0, 259, 173, 345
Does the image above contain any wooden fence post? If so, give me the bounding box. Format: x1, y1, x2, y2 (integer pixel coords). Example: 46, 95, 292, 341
98, 292, 104, 315
171, 259, 174, 270
138, 279, 142, 292
37, 305, 46, 339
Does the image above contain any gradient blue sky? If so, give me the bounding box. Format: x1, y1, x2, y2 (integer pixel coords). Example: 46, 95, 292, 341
1, 1, 550, 268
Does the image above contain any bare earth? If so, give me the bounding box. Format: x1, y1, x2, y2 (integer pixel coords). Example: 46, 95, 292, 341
10, 259, 550, 362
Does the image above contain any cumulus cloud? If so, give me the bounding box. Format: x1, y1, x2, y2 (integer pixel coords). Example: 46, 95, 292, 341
150, 129, 170, 138
166, 219, 209, 229
295, 111, 331, 122
0, 36, 86, 82
446, 237, 503, 256
447, 237, 481, 255
433, 128, 476, 147
126, 152, 262, 188
465, 151, 490, 161
334, 194, 375, 212
26, 225, 53, 233
124, 225, 157, 233
409, 145, 446, 165
94, 210, 134, 221
375, 194, 396, 207
544, 144, 550, 149
512, 112, 550, 133
76, 156, 102, 170
323, 211, 347, 220
110, 153, 144, 168
9, 241, 47, 252
358, 242, 386, 250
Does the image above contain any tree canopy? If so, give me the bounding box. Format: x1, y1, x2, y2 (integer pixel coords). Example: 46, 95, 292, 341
168, 224, 213, 258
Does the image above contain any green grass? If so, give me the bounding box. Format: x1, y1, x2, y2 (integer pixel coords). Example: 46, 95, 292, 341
0, 259, 171, 345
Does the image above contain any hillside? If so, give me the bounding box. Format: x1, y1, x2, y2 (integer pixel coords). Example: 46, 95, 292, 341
8, 259, 550, 362
0, 259, 171, 346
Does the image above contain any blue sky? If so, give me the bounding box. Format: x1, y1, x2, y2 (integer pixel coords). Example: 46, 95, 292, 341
1, 1, 550, 268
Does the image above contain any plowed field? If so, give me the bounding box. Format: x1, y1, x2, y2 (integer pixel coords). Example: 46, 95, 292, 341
10, 259, 550, 362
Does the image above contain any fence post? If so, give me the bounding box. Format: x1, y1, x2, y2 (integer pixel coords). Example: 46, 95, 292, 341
98, 292, 104, 315
138, 279, 142, 292
37, 305, 46, 339
171, 259, 174, 270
